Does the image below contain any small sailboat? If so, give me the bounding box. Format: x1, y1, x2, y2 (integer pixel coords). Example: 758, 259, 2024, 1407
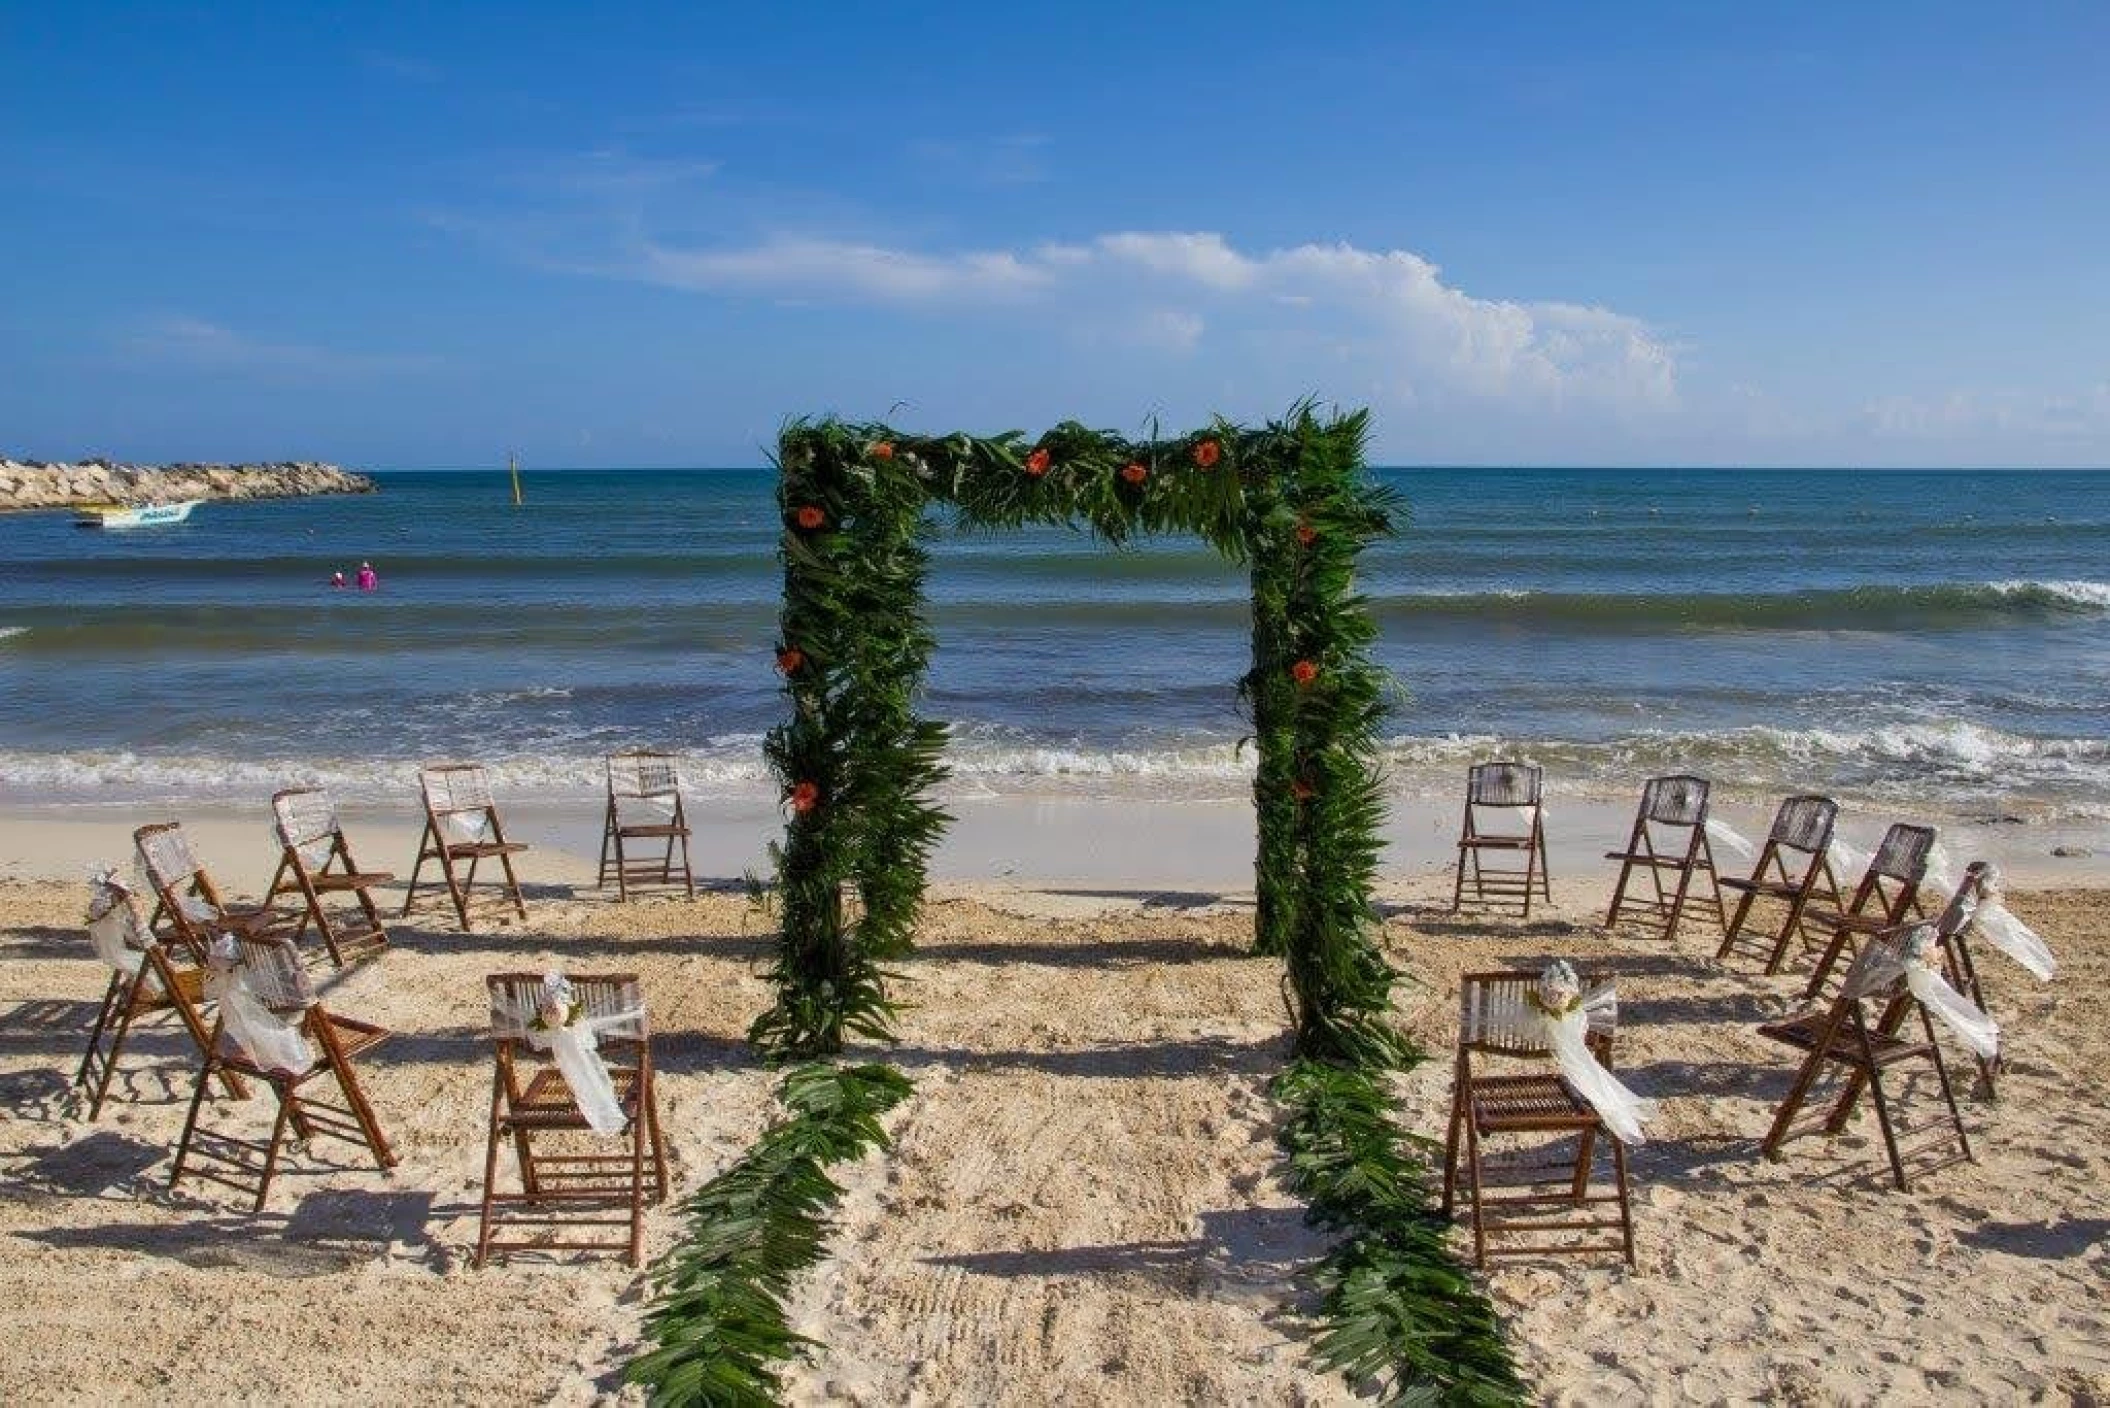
74, 499, 202, 529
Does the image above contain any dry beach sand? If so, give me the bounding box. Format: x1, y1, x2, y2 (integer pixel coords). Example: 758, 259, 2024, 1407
1, 826, 2107, 1404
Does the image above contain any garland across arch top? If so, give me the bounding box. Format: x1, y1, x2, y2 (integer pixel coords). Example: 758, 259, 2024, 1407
755, 402, 1409, 1070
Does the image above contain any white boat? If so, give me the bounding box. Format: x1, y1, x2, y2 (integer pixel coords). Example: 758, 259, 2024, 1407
74, 499, 202, 529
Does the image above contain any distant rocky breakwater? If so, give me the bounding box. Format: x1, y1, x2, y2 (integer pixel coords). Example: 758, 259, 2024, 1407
0, 457, 376, 510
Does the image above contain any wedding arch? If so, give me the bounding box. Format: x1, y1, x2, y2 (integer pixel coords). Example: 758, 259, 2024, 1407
628, 406, 1523, 1404
753, 403, 1405, 1065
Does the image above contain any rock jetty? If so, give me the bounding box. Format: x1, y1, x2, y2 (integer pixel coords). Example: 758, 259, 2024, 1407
0, 457, 376, 510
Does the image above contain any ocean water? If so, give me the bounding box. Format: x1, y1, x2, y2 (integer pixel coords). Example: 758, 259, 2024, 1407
1, 467, 2106, 820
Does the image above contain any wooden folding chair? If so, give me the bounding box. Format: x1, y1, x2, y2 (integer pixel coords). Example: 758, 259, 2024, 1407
75, 875, 245, 1119
263, 787, 393, 967
1756, 923, 1973, 1190
598, 750, 694, 901
171, 930, 396, 1211
1451, 761, 1552, 918
401, 763, 530, 931
477, 973, 670, 1268
1603, 774, 1725, 941
1797, 822, 1937, 999
1713, 795, 1845, 973
134, 822, 301, 959
1440, 969, 1636, 1268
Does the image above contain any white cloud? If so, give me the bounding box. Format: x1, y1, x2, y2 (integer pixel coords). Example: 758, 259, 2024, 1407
1863, 384, 2110, 441
120, 316, 437, 377
591, 229, 1678, 413
633, 237, 1055, 303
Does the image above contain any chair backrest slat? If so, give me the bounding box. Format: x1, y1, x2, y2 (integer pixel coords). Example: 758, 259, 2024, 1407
1640, 774, 1709, 827
272, 788, 341, 850
486, 972, 648, 1046
1868, 823, 1936, 885
231, 932, 318, 1014
422, 763, 495, 815
608, 751, 681, 799
136, 824, 202, 891
1468, 761, 1542, 808
1458, 968, 1613, 1058
1770, 795, 1839, 854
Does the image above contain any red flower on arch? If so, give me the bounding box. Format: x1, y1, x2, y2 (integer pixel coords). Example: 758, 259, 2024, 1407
1290, 659, 1319, 687
870, 441, 895, 461
775, 647, 806, 675
1025, 447, 1052, 477
1119, 462, 1148, 486
1291, 778, 1317, 803
789, 781, 821, 814
793, 505, 827, 531
1295, 520, 1318, 547
1193, 439, 1222, 469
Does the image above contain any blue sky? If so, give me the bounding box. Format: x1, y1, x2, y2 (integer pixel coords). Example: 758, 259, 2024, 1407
2, 3, 2105, 468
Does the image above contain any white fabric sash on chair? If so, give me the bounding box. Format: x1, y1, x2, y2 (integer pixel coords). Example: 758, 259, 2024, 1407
205, 938, 313, 1075
441, 812, 492, 845
615, 793, 680, 827
1844, 926, 2001, 1060
1489, 962, 1658, 1145
86, 867, 154, 988
1927, 855, 2057, 980
493, 974, 641, 1135
1703, 819, 1756, 861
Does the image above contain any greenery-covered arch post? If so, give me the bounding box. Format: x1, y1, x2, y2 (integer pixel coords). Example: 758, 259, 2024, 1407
754, 404, 1402, 1063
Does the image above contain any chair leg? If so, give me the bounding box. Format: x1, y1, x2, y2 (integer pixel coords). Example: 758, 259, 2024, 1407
86, 987, 139, 1114
1715, 886, 1761, 962
329, 1058, 397, 1171
614, 829, 629, 903
496, 848, 528, 921
1860, 1063, 1910, 1191
447, 852, 476, 931
1663, 861, 1696, 943
1537, 826, 1552, 905
1760, 1049, 1828, 1161
87, 998, 139, 1122
1450, 844, 1469, 912
254, 1084, 295, 1213
77, 974, 125, 1102
628, 1102, 648, 1267
476, 1067, 506, 1269
400, 831, 433, 918
1800, 927, 1855, 1003
646, 1074, 671, 1202
678, 829, 695, 899
170, 1054, 219, 1192
1527, 835, 1544, 924
1762, 886, 1819, 975
1604, 859, 1635, 929
1921, 1008, 1975, 1168
1570, 1127, 1597, 1202
1464, 1116, 1490, 1269
1440, 1080, 1467, 1218
597, 808, 614, 893
1611, 1136, 1636, 1270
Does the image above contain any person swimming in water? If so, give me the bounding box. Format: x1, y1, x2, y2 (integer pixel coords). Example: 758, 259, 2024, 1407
356, 561, 378, 591
330, 570, 346, 589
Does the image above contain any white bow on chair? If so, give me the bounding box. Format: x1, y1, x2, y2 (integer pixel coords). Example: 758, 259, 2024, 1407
1525, 961, 1658, 1146
204, 937, 313, 1075
85, 866, 150, 983
499, 974, 642, 1135
1845, 925, 2002, 1060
